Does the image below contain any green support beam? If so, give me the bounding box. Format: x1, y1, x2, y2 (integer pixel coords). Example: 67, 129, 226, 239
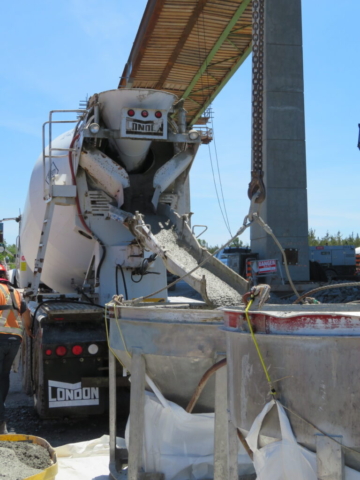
190, 43, 252, 125
226, 37, 242, 52
181, 0, 252, 102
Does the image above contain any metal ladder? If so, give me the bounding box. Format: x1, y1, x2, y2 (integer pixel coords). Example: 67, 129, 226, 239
31, 110, 87, 294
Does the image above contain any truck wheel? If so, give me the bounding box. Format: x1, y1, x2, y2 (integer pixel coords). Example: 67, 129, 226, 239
21, 336, 33, 396
325, 269, 337, 281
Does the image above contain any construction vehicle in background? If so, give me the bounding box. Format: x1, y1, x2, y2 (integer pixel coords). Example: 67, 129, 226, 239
17, 88, 248, 418
309, 245, 357, 280
225, 244, 357, 283
356, 247, 360, 274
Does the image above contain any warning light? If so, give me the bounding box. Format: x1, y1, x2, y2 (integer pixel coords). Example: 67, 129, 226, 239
72, 345, 83, 356
55, 346, 67, 357
127, 109, 135, 117
141, 110, 149, 118
155, 111, 162, 118
45, 349, 52, 356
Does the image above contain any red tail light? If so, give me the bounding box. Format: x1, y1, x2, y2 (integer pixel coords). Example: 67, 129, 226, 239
45, 349, 52, 356
55, 346, 67, 357
127, 109, 135, 117
141, 110, 149, 118
155, 111, 162, 118
72, 345, 83, 356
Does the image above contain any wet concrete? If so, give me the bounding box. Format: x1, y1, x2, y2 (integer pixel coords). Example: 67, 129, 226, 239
156, 229, 243, 307
0, 440, 52, 479
0, 445, 42, 480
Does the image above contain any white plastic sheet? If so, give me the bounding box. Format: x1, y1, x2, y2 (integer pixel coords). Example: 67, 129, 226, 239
126, 392, 254, 480
55, 435, 126, 480
246, 400, 360, 480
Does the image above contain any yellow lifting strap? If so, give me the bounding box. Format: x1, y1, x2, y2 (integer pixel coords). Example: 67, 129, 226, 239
245, 298, 276, 396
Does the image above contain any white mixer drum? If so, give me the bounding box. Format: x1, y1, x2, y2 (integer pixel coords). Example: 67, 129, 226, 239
20, 129, 95, 292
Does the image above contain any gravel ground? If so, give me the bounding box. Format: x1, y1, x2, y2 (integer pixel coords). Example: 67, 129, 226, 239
270, 280, 360, 305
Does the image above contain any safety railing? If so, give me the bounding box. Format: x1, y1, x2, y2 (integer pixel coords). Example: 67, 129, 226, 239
42, 109, 87, 200
195, 126, 213, 144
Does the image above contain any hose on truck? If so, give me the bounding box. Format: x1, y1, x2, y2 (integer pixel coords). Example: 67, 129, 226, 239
116, 264, 128, 300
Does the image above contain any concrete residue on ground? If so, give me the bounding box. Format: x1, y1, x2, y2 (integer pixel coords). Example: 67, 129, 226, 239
155, 228, 243, 307
0, 440, 52, 480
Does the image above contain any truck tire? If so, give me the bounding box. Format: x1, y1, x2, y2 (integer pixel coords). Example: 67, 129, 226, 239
21, 335, 33, 396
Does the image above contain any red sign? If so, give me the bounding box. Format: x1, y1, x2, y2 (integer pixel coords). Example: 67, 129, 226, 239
316, 246, 324, 250
257, 259, 277, 274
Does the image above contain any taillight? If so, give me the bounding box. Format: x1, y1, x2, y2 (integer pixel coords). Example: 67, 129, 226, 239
88, 344, 99, 355
72, 345, 83, 356
55, 346, 67, 357
45, 349, 52, 356
141, 110, 148, 118
127, 109, 135, 117
155, 111, 162, 118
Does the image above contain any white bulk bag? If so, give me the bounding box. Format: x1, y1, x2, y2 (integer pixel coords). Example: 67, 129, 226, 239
126, 392, 254, 480
246, 400, 360, 480
246, 400, 317, 480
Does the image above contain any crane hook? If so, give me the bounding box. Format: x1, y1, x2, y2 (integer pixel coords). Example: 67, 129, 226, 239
248, 170, 266, 203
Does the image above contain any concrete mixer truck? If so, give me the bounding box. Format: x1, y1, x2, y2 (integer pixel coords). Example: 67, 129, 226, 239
18, 89, 205, 418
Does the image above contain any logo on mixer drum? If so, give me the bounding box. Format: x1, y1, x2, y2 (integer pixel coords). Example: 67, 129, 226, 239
126, 118, 163, 136
48, 380, 99, 408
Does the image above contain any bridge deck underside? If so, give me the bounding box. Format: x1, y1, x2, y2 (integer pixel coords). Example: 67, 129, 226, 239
119, 0, 252, 125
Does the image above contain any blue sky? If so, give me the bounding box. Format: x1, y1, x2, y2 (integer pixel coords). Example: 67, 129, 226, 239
1, 0, 359, 248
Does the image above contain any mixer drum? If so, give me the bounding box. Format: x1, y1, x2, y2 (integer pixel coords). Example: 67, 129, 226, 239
19, 130, 95, 292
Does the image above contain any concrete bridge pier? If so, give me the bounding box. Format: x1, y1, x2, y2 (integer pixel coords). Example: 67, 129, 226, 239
250, 0, 310, 282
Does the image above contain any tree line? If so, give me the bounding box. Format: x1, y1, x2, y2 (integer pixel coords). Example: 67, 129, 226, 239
308, 229, 360, 247
199, 230, 360, 252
